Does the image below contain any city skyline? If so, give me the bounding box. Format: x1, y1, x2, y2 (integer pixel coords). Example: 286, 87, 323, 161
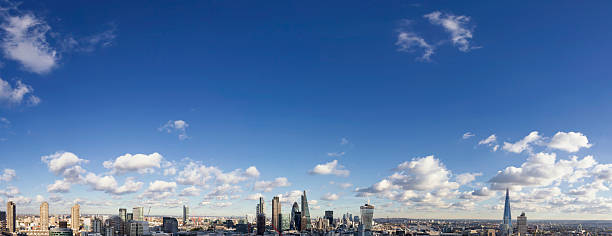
2, 0, 612, 221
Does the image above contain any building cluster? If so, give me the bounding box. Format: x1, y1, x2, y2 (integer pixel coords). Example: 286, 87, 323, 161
0, 189, 610, 235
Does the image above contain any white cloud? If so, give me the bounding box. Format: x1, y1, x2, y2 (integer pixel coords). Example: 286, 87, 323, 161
321, 193, 339, 201
0, 168, 16, 182
502, 131, 542, 153
488, 152, 596, 189
393, 155, 459, 191
63, 25, 116, 53
455, 172, 482, 185
245, 193, 263, 200
47, 179, 70, 193
478, 134, 496, 145
213, 202, 232, 208
396, 31, 434, 61
309, 160, 350, 177
0, 13, 57, 74
0, 78, 40, 106
159, 120, 189, 140
329, 181, 352, 189
424, 11, 475, 52
462, 132, 475, 139
176, 161, 260, 186
244, 166, 260, 178
254, 177, 291, 192
103, 152, 162, 174
179, 186, 200, 197
0, 186, 19, 197
41, 152, 88, 182
139, 180, 177, 199
548, 131, 592, 153
84, 173, 143, 195
7, 195, 31, 205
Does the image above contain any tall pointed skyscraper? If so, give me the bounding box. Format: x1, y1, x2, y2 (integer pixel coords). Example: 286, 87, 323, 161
300, 190, 311, 231
501, 188, 512, 236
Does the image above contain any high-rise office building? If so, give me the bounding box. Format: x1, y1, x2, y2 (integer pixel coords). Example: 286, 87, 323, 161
71, 204, 80, 234
182, 205, 189, 225
119, 208, 127, 222
256, 197, 265, 216
360, 203, 374, 231
0, 210, 6, 231
256, 214, 265, 235
290, 202, 299, 230
7, 201, 16, 233
129, 221, 149, 236
133, 207, 144, 221
40, 201, 49, 230
300, 190, 311, 231
271, 196, 280, 231
162, 217, 178, 233
517, 212, 527, 236
500, 188, 512, 236
50, 227, 73, 236
92, 218, 102, 233
324, 211, 333, 226
126, 213, 133, 221
293, 212, 302, 231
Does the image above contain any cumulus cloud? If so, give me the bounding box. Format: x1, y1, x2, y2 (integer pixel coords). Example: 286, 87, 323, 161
478, 134, 496, 145
47, 179, 70, 193
254, 177, 291, 192
309, 160, 350, 177
84, 174, 143, 195
455, 172, 482, 185
176, 161, 261, 186
0, 186, 19, 197
502, 131, 542, 153
548, 131, 592, 153
329, 181, 352, 189
424, 11, 475, 52
0, 168, 16, 182
159, 120, 189, 140
179, 186, 200, 197
103, 152, 163, 174
41, 151, 88, 182
244, 166, 260, 178
0, 78, 40, 106
0, 13, 57, 74
139, 180, 177, 199
340, 137, 349, 145
321, 193, 339, 201
488, 152, 596, 189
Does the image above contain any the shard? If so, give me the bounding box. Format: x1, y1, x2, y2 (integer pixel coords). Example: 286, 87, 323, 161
301, 190, 312, 231
501, 188, 512, 236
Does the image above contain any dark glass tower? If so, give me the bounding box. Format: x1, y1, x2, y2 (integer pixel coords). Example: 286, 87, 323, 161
290, 202, 299, 230
501, 188, 512, 236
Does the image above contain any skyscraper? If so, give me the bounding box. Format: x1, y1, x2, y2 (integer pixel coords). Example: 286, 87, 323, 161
162, 217, 178, 233
517, 212, 527, 236
271, 196, 280, 231
119, 208, 127, 222
257, 197, 265, 215
133, 207, 144, 221
92, 218, 102, 233
360, 203, 374, 231
71, 204, 80, 235
290, 202, 299, 230
256, 214, 265, 235
7, 201, 15, 233
182, 205, 189, 225
324, 211, 333, 226
0, 211, 6, 231
300, 190, 311, 231
500, 188, 512, 236
40, 201, 49, 230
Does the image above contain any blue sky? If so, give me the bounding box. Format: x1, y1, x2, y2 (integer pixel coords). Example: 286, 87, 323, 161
1, 0, 612, 220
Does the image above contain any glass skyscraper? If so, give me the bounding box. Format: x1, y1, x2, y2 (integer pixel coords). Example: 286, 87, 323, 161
501, 188, 512, 236
300, 190, 311, 231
